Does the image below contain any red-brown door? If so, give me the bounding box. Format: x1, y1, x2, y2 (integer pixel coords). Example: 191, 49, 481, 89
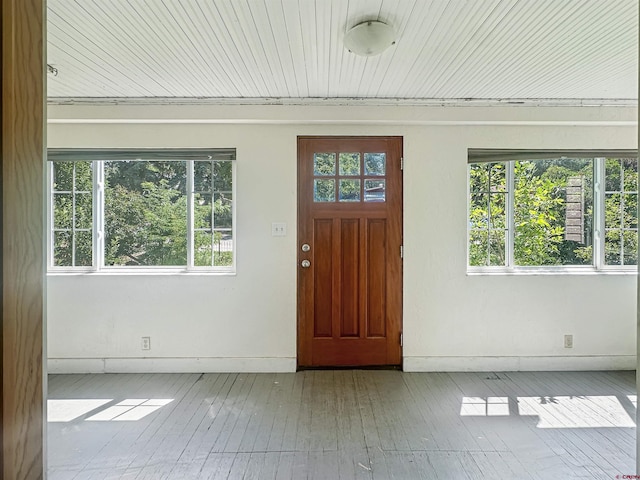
297, 136, 403, 367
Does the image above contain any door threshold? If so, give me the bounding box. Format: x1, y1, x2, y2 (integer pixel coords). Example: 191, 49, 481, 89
297, 365, 402, 371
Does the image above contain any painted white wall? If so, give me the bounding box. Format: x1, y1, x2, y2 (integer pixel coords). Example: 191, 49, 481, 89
47, 104, 638, 373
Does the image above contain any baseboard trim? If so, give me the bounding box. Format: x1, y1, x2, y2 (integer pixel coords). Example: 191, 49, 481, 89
403, 355, 636, 372
48, 355, 635, 374
48, 357, 297, 374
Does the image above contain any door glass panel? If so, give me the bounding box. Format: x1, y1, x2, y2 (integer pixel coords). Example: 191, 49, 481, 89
364, 179, 386, 202
314, 179, 335, 202
339, 153, 360, 176
364, 153, 386, 176
314, 153, 336, 176
339, 179, 361, 202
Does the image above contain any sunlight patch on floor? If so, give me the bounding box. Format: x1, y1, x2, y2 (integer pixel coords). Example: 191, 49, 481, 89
86, 398, 174, 421
460, 395, 636, 428
48, 399, 113, 422
47, 398, 174, 422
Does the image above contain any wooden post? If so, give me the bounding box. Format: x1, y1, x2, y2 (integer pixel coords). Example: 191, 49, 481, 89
2, 0, 46, 478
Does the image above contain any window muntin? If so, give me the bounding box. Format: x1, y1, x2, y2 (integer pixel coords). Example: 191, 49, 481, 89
49, 152, 234, 272
312, 151, 388, 203
604, 158, 638, 266
51, 161, 93, 267
468, 156, 636, 271
469, 163, 507, 267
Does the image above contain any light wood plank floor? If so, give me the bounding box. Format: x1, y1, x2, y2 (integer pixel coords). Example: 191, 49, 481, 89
48, 370, 636, 479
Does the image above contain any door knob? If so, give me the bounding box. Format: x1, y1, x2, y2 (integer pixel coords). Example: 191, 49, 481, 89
301, 243, 311, 252
301, 260, 311, 268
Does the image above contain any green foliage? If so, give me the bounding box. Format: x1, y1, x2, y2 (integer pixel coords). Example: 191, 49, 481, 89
513, 161, 565, 265
104, 179, 188, 266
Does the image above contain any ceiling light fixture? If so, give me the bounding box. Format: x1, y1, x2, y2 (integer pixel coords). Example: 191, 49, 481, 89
344, 21, 396, 57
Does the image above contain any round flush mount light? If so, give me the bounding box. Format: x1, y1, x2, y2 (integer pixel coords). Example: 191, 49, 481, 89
344, 21, 396, 56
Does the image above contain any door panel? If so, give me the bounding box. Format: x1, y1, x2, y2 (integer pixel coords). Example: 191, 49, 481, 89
298, 136, 403, 367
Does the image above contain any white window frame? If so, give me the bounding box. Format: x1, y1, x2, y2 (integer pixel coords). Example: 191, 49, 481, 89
47, 151, 236, 274
468, 155, 638, 274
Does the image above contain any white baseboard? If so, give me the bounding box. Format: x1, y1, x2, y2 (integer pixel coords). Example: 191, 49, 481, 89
48, 357, 297, 374
403, 355, 636, 372
48, 355, 635, 374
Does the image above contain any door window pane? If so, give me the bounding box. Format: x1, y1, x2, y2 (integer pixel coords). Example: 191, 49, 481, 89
339, 179, 361, 202
364, 153, 386, 176
364, 179, 385, 202
314, 153, 336, 176
339, 153, 360, 176
314, 179, 335, 202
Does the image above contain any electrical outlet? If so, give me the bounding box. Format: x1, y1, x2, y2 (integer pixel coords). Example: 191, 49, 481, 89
141, 336, 151, 350
564, 334, 573, 349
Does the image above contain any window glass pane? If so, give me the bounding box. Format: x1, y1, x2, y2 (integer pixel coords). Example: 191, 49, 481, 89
75, 161, 93, 191
623, 230, 638, 266
194, 161, 212, 192
623, 194, 637, 228
605, 229, 622, 265
53, 194, 73, 229
469, 164, 489, 192
605, 193, 622, 228
53, 162, 74, 191
75, 231, 93, 266
339, 153, 360, 176
194, 230, 213, 267
489, 230, 506, 265
605, 158, 622, 191
194, 194, 212, 229
622, 158, 638, 191
469, 230, 489, 266
75, 193, 93, 229
314, 179, 335, 202
489, 194, 506, 228
364, 179, 385, 202
104, 160, 187, 266
339, 179, 361, 202
489, 163, 507, 192
513, 158, 593, 266
214, 230, 233, 266
213, 192, 232, 229
213, 161, 232, 191
53, 231, 72, 266
314, 153, 336, 176
364, 153, 385, 176
469, 193, 489, 229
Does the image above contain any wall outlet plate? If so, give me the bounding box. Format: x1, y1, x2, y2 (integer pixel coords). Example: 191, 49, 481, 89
141, 336, 151, 350
564, 334, 573, 349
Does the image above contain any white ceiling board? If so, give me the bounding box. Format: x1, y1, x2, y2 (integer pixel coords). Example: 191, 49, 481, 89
47, 0, 639, 102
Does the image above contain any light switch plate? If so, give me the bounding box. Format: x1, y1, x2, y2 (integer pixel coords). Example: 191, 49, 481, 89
272, 222, 287, 236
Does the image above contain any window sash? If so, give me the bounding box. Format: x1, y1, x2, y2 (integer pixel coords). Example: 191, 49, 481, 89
468, 155, 638, 272
48, 154, 235, 272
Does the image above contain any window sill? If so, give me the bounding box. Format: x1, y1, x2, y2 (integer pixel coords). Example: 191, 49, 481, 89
47, 268, 236, 276
467, 267, 637, 276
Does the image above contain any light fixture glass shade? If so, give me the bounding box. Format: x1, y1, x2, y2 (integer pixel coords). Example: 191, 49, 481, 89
344, 21, 396, 57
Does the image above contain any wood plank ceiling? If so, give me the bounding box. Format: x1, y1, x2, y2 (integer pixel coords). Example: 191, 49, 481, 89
47, 0, 638, 102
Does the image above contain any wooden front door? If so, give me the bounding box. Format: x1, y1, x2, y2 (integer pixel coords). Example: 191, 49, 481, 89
297, 136, 403, 367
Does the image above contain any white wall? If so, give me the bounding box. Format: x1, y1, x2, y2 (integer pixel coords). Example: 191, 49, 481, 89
47, 104, 638, 373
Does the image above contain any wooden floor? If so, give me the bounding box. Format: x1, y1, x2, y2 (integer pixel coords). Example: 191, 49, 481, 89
48, 370, 636, 479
